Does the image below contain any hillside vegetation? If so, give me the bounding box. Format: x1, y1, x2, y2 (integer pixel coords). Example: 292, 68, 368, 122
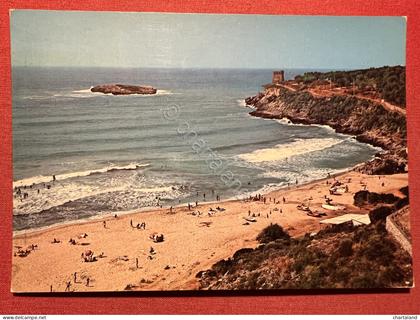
294, 65, 406, 107
197, 221, 412, 290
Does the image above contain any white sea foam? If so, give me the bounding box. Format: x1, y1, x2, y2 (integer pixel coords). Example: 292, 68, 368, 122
237, 99, 246, 107
238, 138, 343, 163
13, 170, 186, 217
275, 118, 336, 132
13, 163, 149, 188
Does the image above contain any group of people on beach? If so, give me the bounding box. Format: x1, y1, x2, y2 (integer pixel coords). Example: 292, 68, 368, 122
248, 194, 287, 205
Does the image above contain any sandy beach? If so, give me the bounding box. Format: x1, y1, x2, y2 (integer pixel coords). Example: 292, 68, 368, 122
11, 170, 408, 292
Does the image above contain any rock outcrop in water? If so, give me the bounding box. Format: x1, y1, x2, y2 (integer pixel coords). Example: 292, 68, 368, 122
245, 84, 407, 175
91, 84, 157, 95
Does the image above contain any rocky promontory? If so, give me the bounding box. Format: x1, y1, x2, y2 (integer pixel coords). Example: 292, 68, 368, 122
245, 72, 407, 175
91, 84, 157, 95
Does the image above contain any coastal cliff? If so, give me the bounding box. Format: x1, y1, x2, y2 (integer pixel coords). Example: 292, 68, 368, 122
91, 84, 157, 95
246, 85, 407, 174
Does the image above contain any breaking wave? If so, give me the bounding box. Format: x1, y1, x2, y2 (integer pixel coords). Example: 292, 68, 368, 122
13, 163, 149, 188
237, 138, 343, 163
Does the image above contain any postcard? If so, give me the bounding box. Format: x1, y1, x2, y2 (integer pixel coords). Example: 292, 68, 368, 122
10, 10, 411, 292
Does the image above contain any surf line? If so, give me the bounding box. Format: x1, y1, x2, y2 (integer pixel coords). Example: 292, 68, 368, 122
161, 104, 247, 195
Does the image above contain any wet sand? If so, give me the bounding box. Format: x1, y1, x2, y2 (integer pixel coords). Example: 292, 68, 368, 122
11, 171, 408, 292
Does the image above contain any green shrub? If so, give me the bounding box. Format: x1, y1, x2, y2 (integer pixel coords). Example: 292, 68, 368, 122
257, 223, 290, 243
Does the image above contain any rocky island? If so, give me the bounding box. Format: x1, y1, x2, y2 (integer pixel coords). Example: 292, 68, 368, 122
91, 84, 157, 95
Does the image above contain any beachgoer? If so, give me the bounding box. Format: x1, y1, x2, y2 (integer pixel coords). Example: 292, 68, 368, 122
283, 197, 286, 203
37, 189, 40, 194
195, 201, 198, 207
65, 281, 71, 292
130, 219, 133, 228
53, 175, 56, 181
136, 258, 139, 269
50, 285, 53, 292
103, 221, 106, 228
73, 272, 77, 283
150, 247, 155, 255
188, 203, 191, 210
86, 278, 90, 287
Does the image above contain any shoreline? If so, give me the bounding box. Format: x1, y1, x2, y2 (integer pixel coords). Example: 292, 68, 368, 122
12, 170, 408, 292
13, 111, 380, 238
13, 160, 364, 239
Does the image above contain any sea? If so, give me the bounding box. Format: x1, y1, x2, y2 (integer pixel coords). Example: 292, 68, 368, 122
12, 67, 381, 232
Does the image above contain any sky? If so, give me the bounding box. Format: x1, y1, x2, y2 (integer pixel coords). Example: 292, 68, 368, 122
10, 10, 406, 69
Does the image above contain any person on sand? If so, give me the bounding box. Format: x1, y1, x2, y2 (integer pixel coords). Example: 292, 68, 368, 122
53, 175, 56, 182
188, 203, 191, 210
65, 281, 71, 292
283, 197, 286, 203
103, 221, 106, 228
86, 277, 90, 287
150, 247, 155, 255
73, 272, 77, 283
130, 219, 133, 228
195, 201, 198, 207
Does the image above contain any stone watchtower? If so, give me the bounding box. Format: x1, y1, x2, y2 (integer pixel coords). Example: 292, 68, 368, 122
272, 70, 285, 84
